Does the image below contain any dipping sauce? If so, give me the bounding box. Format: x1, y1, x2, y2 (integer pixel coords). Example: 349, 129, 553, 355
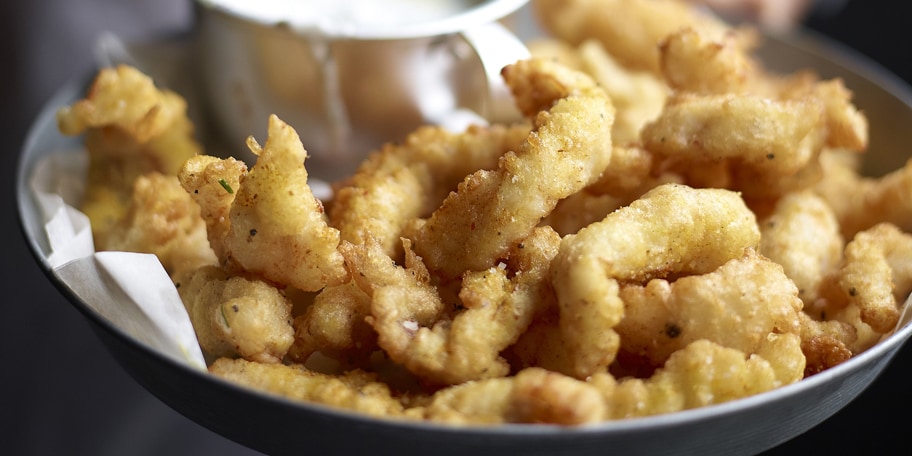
199, 0, 484, 37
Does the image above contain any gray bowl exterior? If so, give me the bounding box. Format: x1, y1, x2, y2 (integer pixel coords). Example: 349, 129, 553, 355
16, 30, 912, 456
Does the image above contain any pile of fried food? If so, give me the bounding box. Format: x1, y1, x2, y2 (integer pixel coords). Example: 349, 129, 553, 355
55, 0, 912, 426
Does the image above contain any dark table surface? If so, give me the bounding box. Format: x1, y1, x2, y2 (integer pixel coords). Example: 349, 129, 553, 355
2, 1, 910, 455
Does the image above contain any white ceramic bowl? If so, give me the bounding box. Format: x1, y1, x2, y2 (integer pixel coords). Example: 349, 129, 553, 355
17, 26, 912, 456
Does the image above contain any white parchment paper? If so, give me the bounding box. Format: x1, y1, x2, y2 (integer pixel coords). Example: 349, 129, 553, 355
30, 148, 207, 370
24, 30, 213, 371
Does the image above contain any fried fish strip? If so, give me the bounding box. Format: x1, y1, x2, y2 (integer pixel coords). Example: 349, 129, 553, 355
224, 115, 348, 291
178, 155, 247, 261
342, 239, 447, 364
544, 145, 683, 236
287, 280, 376, 364
57, 64, 202, 247
576, 40, 669, 145
179, 265, 294, 363
797, 312, 855, 376
104, 172, 217, 280
783, 78, 868, 152
532, 0, 741, 74
551, 183, 760, 378
815, 155, 912, 239
659, 27, 757, 95
616, 249, 803, 366
758, 190, 844, 305
824, 223, 912, 333
642, 92, 823, 175
413, 367, 605, 425
658, 22, 869, 153
412, 58, 615, 280
600, 335, 804, 419
330, 124, 530, 259
363, 227, 559, 386
57, 64, 195, 146
209, 358, 405, 418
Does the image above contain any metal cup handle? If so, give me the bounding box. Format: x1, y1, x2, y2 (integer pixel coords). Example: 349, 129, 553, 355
460, 21, 531, 124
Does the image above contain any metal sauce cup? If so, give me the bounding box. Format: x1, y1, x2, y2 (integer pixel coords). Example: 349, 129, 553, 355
194, 0, 530, 179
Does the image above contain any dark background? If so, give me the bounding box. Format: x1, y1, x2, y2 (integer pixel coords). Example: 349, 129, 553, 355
1, 1, 262, 455
2, 1, 909, 454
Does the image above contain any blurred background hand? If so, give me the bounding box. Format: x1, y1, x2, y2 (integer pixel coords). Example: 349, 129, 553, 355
688, 0, 843, 31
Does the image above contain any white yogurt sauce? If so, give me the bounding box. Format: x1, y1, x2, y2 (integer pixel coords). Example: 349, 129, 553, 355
202, 0, 483, 37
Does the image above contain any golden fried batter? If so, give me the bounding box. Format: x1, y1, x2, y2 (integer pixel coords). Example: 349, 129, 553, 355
759, 190, 844, 305
642, 92, 824, 175
57, 64, 202, 247
209, 358, 405, 418
224, 115, 348, 291
104, 172, 216, 280
616, 249, 803, 366
179, 265, 294, 364
361, 227, 559, 386
797, 312, 856, 376
601, 336, 804, 419
533, 0, 742, 74
411, 58, 615, 280
815, 154, 912, 239
659, 27, 757, 94
822, 223, 912, 333
287, 280, 376, 364
330, 124, 530, 259
551, 183, 760, 378
414, 367, 605, 425
178, 155, 248, 261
